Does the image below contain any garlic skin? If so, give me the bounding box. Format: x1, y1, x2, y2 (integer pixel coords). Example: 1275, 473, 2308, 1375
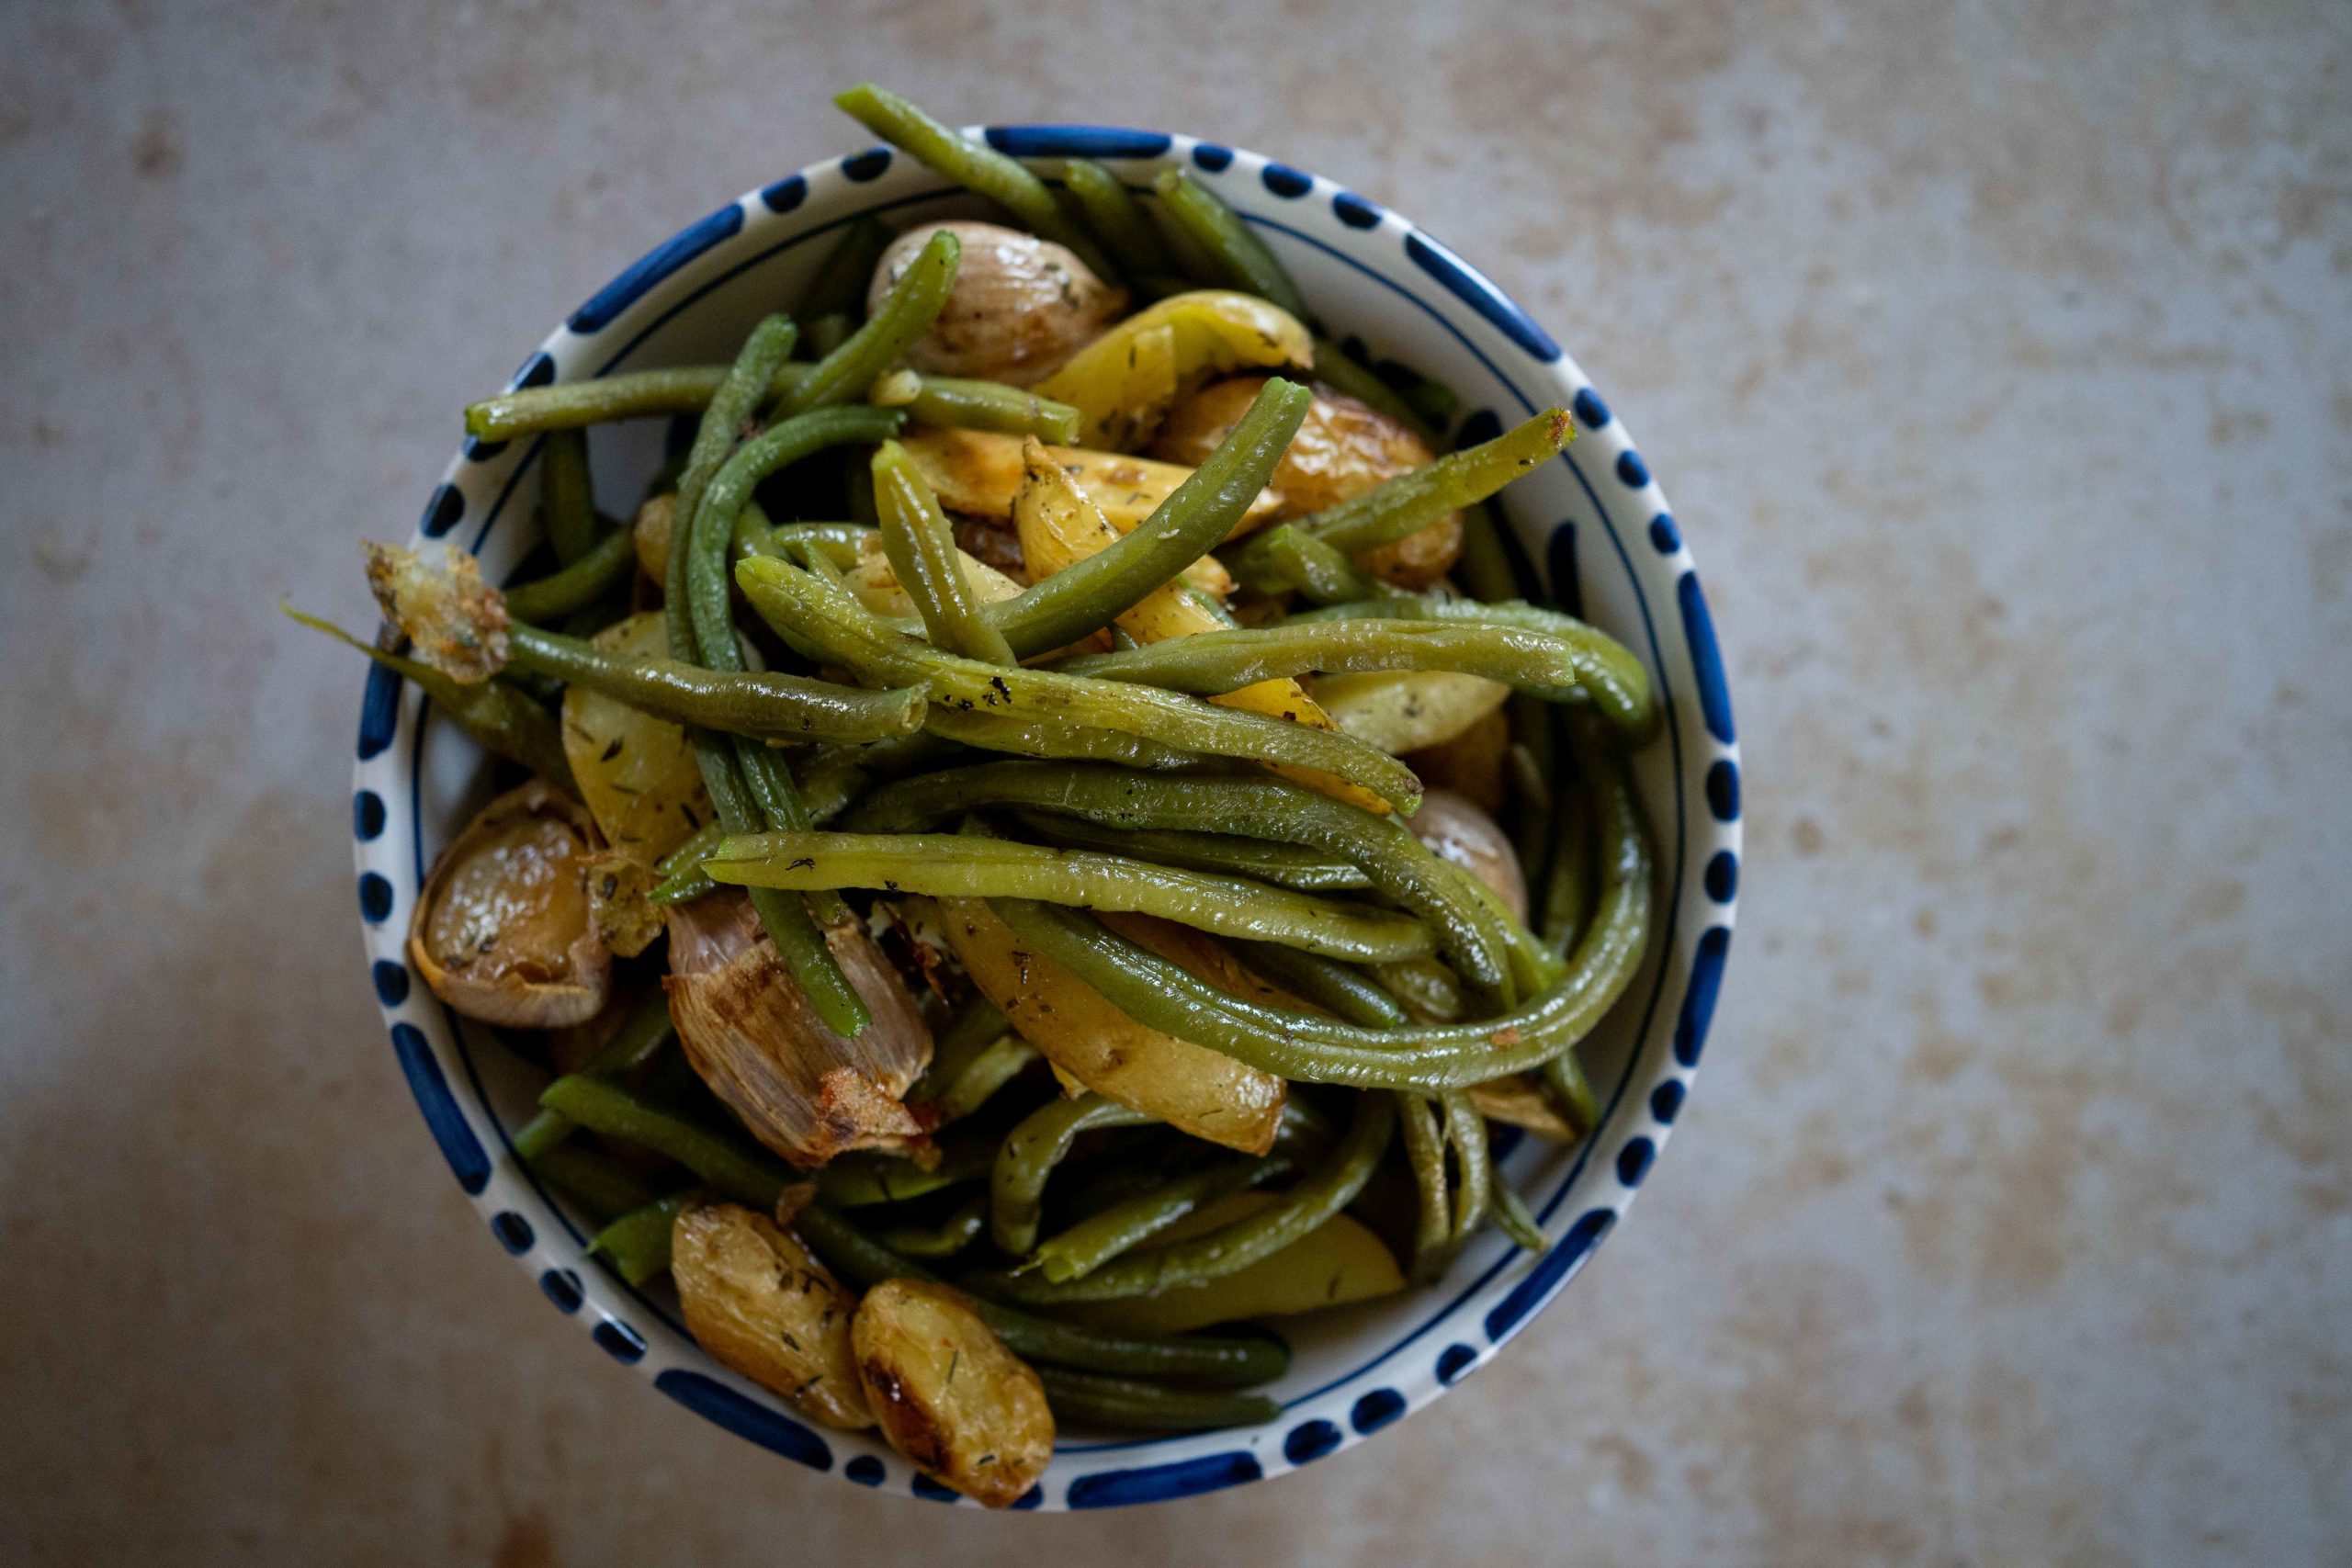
1407, 789, 1529, 924
664, 890, 933, 1168
362, 540, 509, 682
408, 779, 611, 1027
869, 220, 1124, 388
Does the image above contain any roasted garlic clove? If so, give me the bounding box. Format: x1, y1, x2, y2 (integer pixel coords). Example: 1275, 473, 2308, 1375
870, 220, 1124, 387
1407, 788, 1529, 923
408, 779, 610, 1027
362, 540, 510, 682
672, 1201, 873, 1430
664, 890, 932, 1167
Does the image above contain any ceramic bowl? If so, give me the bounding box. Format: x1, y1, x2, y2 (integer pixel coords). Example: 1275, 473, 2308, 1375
351, 125, 1740, 1509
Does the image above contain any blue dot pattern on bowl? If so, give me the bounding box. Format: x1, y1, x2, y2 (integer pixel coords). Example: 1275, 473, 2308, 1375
1675, 927, 1732, 1067
654, 1370, 832, 1471
1616, 1136, 1656, 1188
1011, 1484, 1045, 1510
910, 1473, 960, 1504
371, 959, 409, 1007
462, 432, 508, 463
1261, 162, 1312, 198
1191, 143, 1234, 172
1705, 850, 1739, 903
492, 1212, 533, 1254
1651, 1079, 1686, 1124
1679, 570, 1736, 744
1615, 450, 1650, 489
1331, 190, 1382, 229
840, 147, 892, 182
985, 125, 1171, 160
594, 1320, 647, 1364
1283, 1420, 1341, 1464
1572, 387, 1611, 429
1436, 1343, 1477, 1385
568, 201, 745, 335
511, 350, 556, 390
1351, 1389, 1406, 1435
1706, 760, 1741, 822
356, 664, 401, 760
1485, 1209, 1617, 1340
421, 482, 464, 538
353, 790, 386, 841
357, 873, 393, 923
390, 1022, 489, 1195
844, 1455, 885, 1486
1649, 512, 1681, 554
539, 1269, 582, 1314
1402, 231, 1562, 363
1066, 1451, 1262, 1508
760, 174, 807, 214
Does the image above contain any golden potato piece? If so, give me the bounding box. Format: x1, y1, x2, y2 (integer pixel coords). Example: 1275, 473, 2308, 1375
409, 779, 608, 1027
898, 425, 1282, 544
1035, 289, 1313, 450
560, 611, 709, 865
853, 1280, 1052, 1508
1314, 671, 1510, 756
672, 1201, 873, 1431
630, 492, 675, 585
1465, 1073, 1578, 1142
1402, 705, 1510, 816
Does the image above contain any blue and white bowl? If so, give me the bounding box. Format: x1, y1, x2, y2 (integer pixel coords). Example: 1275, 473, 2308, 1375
352, 127, 1740, 1509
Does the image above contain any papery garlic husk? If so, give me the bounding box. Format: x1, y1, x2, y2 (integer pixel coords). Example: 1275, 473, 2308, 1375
664, 889, 933, 1167
408, 779, 610, 1027
870, 220, 1125, 388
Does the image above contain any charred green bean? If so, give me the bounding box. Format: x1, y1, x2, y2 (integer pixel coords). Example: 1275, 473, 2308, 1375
990, 1094, 1156, 1257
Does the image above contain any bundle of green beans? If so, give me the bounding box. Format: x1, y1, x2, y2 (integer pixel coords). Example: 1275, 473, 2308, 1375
322, 82, 1663, 1443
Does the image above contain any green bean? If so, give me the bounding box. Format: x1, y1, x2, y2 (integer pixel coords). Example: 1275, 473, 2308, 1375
1248, 523, 1379, 604
1453, 500, 1520, 604
1506, 694, 1559, 895
649, 819, 726, 905
1540, 1049, 1600, 1134
872, 373, 1081, 443
707, 830, 1436, 964
990, 1094, 1157, 1257
669, 317, 798, 664
1010, 811, 1371, 895
1035, 1366, 1281, 1433
978, 750, 1651, 1090
1490, 1165, 1547, 1252
791, 1199, 1286, 1386
538, 427, 597, 565
1308, 338, 1444, 446
503, 525, 637, 625
1372, 956, 1464, 1022
469, 367, 732, 441
800, 216, 891, 322
1283, 592, 1657, 739
874, 440, 1016, 663
834, 84, 1115, 279
540, 1074, 787, 1210
1030, 1157, 1284, 1284
909, 994, 1010, 1100
512, 1108, 573, 1165
1150, 167, 1310, 321
1441, 1089, 1489, 1242
514, 987, 680, 1160
934, 1033, 1038, 1123
1541, 774, 1594, 957
842, 763, 1507, 995
780, 227, 962, 416
532, 1144, 665, 1224
984, 377, 1311, 658
872, 1194, 988, 1259
737, 558, 1424, 812
506, 623, 925, 742
1059, 159, 1171, 276
743, 520, 874, 570
818, 1137, 995, 1208
793, 731, 968, 829
1395, 1091, 1453, 1278
283, 606, 577, 794
971, 1092, 1394, 1303
922, 708, 1203, 772
590, 1189, 701, 1285
1231, 940, 1410, 1028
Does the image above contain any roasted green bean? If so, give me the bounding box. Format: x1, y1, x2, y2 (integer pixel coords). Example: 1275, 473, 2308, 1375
540, 1075, 789, 1209
648, 819, 726, 906
1395, 1091, 1453, 1279
1150, 167, 1311, 321
1441, 1089, 1490, 1243
1308, 337, 1444, 446
590, 1189, 701, 1285
1248, 522, 1379, 604
990, 1094, 1156, 1257
818, 1137, 995, 1208
872, 1195, 988, 1260
503, 525, 637, 626
538, 426, 597, 566
1030, 1157, 1285, 1284
1060, 159, 1171, 276
1489, 1163, 1548, 1253
834, 84, 1115, 279
1035, 1366, 1281, 1433
874, 440, 1016, 662
871, 371, 1082, 443
514, 987, 679, 1162
1371, 956, 1465, 1022
922, 708, 1204, 772
798, 217, 892, 356
742, 520, 874, 570
532, 1142, 665, 1224
776, 226, 961, 416
505, 624, 926, 742
1230, 940, 1410, 1028
1009, 811, 1372, 894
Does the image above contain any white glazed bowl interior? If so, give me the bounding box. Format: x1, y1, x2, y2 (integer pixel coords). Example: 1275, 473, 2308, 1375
350, 125, 1741, 1510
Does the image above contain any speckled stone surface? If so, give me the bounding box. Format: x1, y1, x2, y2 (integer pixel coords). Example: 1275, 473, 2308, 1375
3, 1, 2346, 1562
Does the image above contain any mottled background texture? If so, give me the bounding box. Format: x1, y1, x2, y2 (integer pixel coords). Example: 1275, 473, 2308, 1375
3, 0, 2346, 1562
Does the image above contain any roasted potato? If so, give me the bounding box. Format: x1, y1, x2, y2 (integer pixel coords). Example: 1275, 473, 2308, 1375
560, 610, 710, 865
1465, 1073, 1578, 1141
1033, 289, 1313, 450
1407, 789, 1528, 923
871, 220, 1124, 387
853, 1280, 1053, 1507
672, 1201, 874, 1430
630, 492, 675, 585
1313, 670, 1510, 756
1149, 376, 1464, 589
841, 530, 1024, 620
409, 779, 609, 1027
898, 425, 1280, 549
1402, 705, 1510, 816
1064, 1192, 1405, 1335
933, 897, 1285, 1154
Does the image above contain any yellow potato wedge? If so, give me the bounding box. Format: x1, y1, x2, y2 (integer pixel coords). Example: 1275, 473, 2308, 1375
1063, 1192, 1406, 1335
1465, 1073, 1579, 1141
560, 611, 709, 863
671, 1201, 873, 1431
1034, 290, 1313, 451
841, 530, 1026, 619
899, 425, 1282, 550
1402, 705, 1510, 816
853, 1280, 1052, 1508
1313, 671, 1511, 756
932, 897, 1285, 1154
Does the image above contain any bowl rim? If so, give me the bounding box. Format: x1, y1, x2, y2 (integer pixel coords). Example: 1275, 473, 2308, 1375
350, 122, 1741, 1510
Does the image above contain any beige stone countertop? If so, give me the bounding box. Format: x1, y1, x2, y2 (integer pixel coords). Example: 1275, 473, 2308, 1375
3, 1, 2345, 1562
